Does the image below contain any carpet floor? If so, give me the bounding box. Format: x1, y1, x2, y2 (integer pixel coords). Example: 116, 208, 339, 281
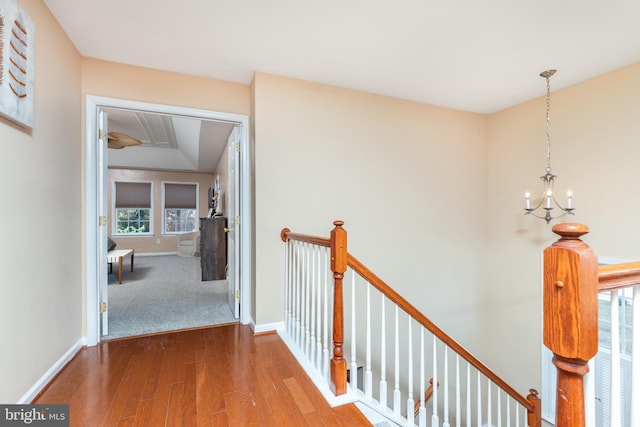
106, 255, 236, 339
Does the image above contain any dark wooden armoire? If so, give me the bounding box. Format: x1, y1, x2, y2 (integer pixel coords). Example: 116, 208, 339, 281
199, 217, 227, 281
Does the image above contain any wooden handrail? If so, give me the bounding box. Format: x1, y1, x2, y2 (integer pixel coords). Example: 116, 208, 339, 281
281, 221, 541, 424
598, 261, 640, 291
281, 228, 331, 247
347, 253, 537, 412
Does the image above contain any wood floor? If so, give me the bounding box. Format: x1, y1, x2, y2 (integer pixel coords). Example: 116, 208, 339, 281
34, 324, 372, 426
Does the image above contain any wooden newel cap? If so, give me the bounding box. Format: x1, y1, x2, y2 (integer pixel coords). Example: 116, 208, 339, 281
280, 228, 290, 242
551, 223, 590, 240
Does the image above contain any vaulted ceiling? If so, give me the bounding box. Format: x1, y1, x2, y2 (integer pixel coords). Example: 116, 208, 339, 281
104, 108, 234, 174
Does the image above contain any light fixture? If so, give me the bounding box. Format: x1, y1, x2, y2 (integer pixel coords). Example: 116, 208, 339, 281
524, 69, 574, 224
108, 132, 142, 149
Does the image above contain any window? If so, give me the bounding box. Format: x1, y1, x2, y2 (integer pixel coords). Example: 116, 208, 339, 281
163, 182, 198, 234
114, 181, 152, 235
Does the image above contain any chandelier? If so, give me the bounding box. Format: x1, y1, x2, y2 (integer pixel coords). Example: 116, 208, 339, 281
524, 69, 574, 224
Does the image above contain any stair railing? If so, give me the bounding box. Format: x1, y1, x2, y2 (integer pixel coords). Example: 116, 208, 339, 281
281, 220, 541, 426
543, 223, 640, 427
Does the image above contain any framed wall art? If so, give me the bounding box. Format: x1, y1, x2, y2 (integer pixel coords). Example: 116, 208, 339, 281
0, 0, 35, 129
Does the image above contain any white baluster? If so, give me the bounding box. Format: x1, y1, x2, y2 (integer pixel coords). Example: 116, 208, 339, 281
443, 348, 450, 427
456, 356, 461, 427
316, 246, 323, 370
432, 335, 439, 426
487, 381, 491, 427
419, 327, 426, 427
295, 241, 302, 347
394, 305, 401, 417
305, 243, 311, 357
632, 286, 640, 427
407, 320, 414, 424
284, 240, 289, 333
380, 296, 388, 409
477, 371, 481, 427
309, 245, 316, 363
515, 401, 519, 427
466, 364, 471, 427
350, 270, 357, 390
497, 389, 501, 427
323, 248, 330, 381
585, 358, 595, 427
506, 395, 510, 427
298, 242, 304, 348
365, 284, 372, 398
611, 290, 621, 427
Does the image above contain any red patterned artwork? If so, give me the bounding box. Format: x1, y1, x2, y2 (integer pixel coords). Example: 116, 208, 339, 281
0, 0, 34, 128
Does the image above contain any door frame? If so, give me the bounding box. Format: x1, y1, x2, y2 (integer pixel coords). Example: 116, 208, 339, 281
85, 95, 251, 346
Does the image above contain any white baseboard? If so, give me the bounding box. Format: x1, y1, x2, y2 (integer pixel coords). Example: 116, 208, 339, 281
253, 321, 283, 334
276, 329, 357, 408
18, 339, 83, 403
135, 252, 177, 257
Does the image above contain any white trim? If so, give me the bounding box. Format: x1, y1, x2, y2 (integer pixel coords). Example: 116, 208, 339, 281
18, 340, 83, 403
136, 252, 177, 257
599, 257, 632, 265
85, 95, 251, 346
253, 321, 283, 334
277, 327, 358, 408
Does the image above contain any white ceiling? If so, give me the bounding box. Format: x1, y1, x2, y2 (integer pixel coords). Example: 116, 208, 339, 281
46, 0, 640, 172
44, 0, 640, 114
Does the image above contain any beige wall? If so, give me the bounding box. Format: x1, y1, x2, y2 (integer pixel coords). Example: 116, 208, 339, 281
252, 72, 489, 353
0, 0, 82, 402
485, 62, 640, 395
108, 169, 215, 254
81, 58, 251, 115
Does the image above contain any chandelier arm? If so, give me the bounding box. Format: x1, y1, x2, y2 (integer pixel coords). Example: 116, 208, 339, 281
525, 208, 573, 224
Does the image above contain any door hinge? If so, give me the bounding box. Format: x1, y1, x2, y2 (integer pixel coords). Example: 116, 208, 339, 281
235, 216, 240, 225
100, 302, 107, 313
235, 289, 240, 299
235, 142, 240, 152
99, 216, 107, 226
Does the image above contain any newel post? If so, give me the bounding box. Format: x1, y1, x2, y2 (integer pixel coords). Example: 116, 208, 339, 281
543, 223, 598, 427
330, 220, 348, 395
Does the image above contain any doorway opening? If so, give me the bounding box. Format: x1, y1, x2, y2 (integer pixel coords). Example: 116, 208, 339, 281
85, 95, 250, 345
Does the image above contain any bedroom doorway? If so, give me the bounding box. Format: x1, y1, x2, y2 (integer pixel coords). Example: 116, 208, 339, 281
85, 95, 250, 345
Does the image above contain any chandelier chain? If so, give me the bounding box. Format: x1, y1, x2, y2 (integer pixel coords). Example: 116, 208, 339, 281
545, 75, 552, 174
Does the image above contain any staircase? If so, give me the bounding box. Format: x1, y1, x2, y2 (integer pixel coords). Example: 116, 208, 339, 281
280, 221, 540, 427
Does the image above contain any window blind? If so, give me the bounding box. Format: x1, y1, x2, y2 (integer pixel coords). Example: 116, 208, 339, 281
165, 183, 197, 209
115, 182, 151, 208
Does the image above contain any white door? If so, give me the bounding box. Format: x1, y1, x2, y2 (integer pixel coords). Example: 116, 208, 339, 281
226, 125, 240, 318
98, 110, 110, 335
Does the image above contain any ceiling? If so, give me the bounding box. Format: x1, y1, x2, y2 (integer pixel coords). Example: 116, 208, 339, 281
44, 1, 640, 170
104, 108, 234, 173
